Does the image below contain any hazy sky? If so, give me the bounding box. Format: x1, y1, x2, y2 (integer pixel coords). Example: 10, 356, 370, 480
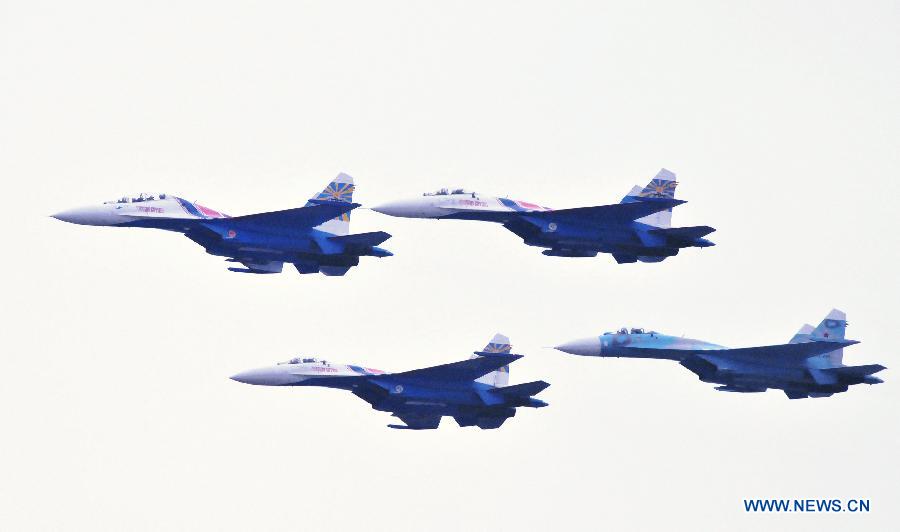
2, 1, 898, 530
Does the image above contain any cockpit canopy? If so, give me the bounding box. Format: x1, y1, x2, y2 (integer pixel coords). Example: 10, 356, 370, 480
423, 188, 477, 197
278, 356, 327, 365
604, 328, 650, 335
104, 193, 168, 204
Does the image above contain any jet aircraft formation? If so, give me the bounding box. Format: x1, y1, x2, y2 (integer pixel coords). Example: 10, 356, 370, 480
53, 169, 886, 430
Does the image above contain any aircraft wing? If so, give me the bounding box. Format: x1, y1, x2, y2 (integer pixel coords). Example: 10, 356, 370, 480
392, 354, 523, 383
705, 339, 859, 361
529, 198, 684, 224
207, 202, 359, 230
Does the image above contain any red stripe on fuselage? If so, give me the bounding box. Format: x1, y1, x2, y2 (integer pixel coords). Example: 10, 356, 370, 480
195, 203, 227, 218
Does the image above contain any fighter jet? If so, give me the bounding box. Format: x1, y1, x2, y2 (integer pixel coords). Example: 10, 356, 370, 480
372, 169, 714, 263
231, 334, 549, 430
52, 173, 392, 276
555, 309, 885, 399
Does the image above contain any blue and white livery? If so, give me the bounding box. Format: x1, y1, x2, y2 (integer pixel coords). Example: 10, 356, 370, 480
556, 309, 885, 399
52, 173, 392, 276
231, 333, 549, 430
372, 169, 714, 263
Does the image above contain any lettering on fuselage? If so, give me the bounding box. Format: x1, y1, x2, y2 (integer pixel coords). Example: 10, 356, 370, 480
136, 206, 165, 213
457, 199, 488, 207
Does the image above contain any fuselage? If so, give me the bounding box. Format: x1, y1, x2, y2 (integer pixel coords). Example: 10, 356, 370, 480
555, 329, 861, 395
556, 330, 725, 359
371, 188, 707, 261
53, 195, 323, 260
372, 189, 551, 220
230, 358, 513, 411
231, 358, 385, 387
53, 194, 228, 229
52, 193, 391, 275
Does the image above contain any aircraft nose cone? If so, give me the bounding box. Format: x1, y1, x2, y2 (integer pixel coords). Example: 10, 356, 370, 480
230, 367, 302, 386
230, 368, 271, 385
555, 337, 602, 357
51, 206, 117, 226
370, 200, 405, 216
371, 199, 432, 218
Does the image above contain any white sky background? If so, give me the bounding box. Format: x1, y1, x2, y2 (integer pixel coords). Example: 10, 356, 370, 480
1, 1, 898, 530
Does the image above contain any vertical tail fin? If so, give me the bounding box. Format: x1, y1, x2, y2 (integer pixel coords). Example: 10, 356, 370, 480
811, 309, 847, 341
811, 309, 848, 365
306, 172, 355, 236
472, 333, 512, 387
620, 185, 644, 203
789, 324, 815, 344
638, 168, 678, 199
626, 168, 678, 228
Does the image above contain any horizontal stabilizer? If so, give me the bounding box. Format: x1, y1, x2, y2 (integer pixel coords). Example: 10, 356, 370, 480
649, 225, 716, 241
328, 231, 392, 247
532, 198, 684, 224
490, 380, 550, 398
822, 364, 886, 377
211, 202, 359, 230
393, 354, 522, 383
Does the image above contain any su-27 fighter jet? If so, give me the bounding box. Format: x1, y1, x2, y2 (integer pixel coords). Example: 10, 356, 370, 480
555, 309, 885, 399
52, 173, 392, 276
372, 168, 714, 263
231, 334, 550, 430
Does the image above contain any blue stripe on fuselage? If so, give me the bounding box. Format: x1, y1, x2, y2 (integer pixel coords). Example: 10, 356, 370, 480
499, 198, 526, 212
175, 197, 206, 218
497, 198, 528, 212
